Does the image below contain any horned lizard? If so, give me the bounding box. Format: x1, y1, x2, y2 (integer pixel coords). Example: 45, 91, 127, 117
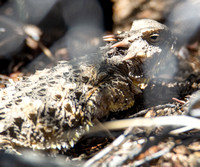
0, 19, 175, 154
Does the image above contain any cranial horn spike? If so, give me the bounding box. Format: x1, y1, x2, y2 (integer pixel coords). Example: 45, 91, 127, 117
123, 51, 146, 61
103, 34, 116, 39
111, 41, 130, 48
103, 37, 117, 42
122, 52, 134, 61
135, 51, 147, 58
103, 34, 117, 42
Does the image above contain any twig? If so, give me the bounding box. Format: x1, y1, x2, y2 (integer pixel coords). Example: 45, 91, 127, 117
129, 104, 176, 118
84, 115, 200, 167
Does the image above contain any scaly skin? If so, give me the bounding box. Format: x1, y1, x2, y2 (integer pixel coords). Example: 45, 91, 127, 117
0, 19, 175, 154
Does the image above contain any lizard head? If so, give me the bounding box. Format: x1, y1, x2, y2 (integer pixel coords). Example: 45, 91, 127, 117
107, 19, 176, 78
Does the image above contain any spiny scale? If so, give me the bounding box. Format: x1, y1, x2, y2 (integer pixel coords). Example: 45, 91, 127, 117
0, 19, 175, 154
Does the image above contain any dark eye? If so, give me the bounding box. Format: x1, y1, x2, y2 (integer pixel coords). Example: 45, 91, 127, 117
148, 34, 160, 43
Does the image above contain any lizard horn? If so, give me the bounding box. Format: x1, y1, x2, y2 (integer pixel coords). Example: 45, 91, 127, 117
111, 41, 130, 48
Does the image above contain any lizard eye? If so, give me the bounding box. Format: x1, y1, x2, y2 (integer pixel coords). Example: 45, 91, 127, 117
148, 33, 160, 43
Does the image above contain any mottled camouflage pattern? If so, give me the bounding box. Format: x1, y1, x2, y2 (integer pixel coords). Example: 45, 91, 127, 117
0, 19, 174, 154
